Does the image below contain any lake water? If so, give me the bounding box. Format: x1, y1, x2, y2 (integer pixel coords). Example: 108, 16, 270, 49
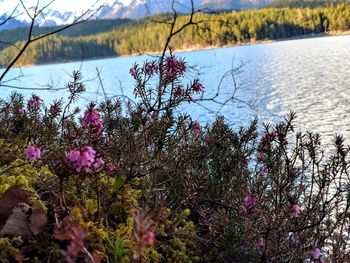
2, 34, 350, 146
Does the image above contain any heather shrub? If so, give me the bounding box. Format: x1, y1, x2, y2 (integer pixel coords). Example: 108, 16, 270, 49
0, 52, 349, 263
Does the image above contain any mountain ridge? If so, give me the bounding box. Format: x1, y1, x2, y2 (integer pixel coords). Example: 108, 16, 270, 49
0, 0, 347, 29
0, 0, 276, 29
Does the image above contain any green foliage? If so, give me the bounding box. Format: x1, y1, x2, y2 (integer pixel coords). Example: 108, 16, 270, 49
0, 237, 24, 262
0, 19, 131, 51
269, 0, 349, 8
107, 238, 131, 263
155, 209, 199, 263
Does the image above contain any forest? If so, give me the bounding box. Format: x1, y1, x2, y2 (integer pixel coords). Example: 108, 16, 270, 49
0, 18, 132, 52
0, 2, 350, 66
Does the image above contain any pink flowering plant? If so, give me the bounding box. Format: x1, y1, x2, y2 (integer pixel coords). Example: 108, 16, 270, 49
0, 55, 350, 263
28, 94, 43, 110
24, 144, 41, 161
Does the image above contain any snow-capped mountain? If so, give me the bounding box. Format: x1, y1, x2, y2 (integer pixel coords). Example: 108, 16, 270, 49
97, 0, 276, 19
0, 0, 115, 29
0, 14, 28, 30
200, 0, 275, 10
0, 0, 282, 29
35, 9, 76, 27
0, 6, 80, 29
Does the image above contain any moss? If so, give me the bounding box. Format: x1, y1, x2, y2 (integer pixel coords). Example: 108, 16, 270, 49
0, 237, 24, 262
0, 174, 30, 195
0, 159, 52, 214
85, 199, 98, 215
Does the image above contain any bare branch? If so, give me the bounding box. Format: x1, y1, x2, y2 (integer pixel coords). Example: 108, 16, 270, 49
19, 0, 34, 20
0, 4, 20, 26
0, 0, 103, 86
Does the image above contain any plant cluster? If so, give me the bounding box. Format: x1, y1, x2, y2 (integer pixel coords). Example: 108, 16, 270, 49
0, 52, 350, 262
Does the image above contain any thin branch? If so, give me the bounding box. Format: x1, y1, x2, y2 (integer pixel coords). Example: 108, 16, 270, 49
0, 5, 20, 26
95, 66, 108, 101
0, 0, 103, 86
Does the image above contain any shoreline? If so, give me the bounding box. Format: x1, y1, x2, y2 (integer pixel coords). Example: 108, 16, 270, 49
160, 30, 350, 54
7, 30, 350, 68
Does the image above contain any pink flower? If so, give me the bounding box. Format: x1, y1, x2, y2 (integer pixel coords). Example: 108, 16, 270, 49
67, 146, 97, 173
193, 82, 204, 93
82, 107, 104, 134
129, 66, 136, 77
93, 157, 105, 171
176, 87, 184, 97
50, 104, 62, 115
257, 151, 266, 159
260, 165, 268, 176
80, 146, 95, 170
144, 63, 158, 74
193, 121, 201, 134
166, 69, 176, 79
28, 95, 42, 109
188, 96, 195, 103
17, 108, 25, 114
25, 144, 41, 161
291, 204, 301, 217
241, 195, 257, 213
258, 237, 264, 248
245, 195, 256, 209
259, 132, 276, 150
145, 231, 154, 247
312, 247, 321, 260
106, 163, 117, 173
67, 149, 82, 172
165, 57, 186, 79
82, 108, 99, 126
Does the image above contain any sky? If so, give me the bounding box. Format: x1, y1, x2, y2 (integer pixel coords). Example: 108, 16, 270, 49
0, 0, 133, 14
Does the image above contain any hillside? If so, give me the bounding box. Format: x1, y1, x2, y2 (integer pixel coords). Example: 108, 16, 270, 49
269, 0, 350, 8
0, 19, 131, 51
1, 3, 350, 66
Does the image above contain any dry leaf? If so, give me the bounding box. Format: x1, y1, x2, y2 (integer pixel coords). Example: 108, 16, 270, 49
0, 202, 47, 237
54, 216, 87, 262
0, 187, 30, 226
0, 203, 32, 236
53, 216, 79, 240
29, 207, 48, 235
92, 253, 104, 263
0, 187, 47, 237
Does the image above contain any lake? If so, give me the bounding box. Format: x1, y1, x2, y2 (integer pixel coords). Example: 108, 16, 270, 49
2, 34, 350, 146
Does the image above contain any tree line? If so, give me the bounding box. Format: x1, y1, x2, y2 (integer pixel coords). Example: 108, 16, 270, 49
1, 3, 350, 66
0, 19, 131, 52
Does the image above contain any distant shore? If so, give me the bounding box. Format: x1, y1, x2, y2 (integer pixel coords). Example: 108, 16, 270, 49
118, 30, 350, 57
8, 30, 350, 68
134, 30, 350, 56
